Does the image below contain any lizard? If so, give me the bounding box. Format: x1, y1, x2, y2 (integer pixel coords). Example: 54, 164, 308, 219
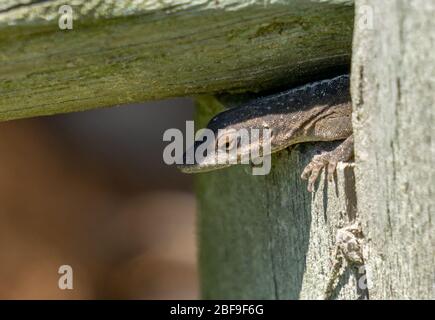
178, 74, 353, 192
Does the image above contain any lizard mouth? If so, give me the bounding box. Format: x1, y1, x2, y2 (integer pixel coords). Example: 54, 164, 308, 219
177, 148, 234, 173
176, 135, 274, 173
176, 141, 237, 173
177, 162, 232, 173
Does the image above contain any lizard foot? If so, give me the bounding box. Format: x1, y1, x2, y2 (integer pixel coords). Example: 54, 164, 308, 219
301, 136, 354, 192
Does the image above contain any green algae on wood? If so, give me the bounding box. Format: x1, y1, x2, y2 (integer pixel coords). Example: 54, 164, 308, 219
0, 0, 353, 121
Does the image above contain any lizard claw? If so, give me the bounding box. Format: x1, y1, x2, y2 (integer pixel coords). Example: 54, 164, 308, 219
301, 136, 354, 192
301, 153, 336, 192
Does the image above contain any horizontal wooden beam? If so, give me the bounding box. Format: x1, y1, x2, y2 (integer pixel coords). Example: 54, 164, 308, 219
0, 0, 353, 120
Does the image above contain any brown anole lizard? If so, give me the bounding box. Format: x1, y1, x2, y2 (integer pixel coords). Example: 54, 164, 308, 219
178, 74, 353, 192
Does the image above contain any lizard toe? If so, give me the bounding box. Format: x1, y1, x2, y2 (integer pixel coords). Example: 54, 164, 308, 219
303, 155, 326, 192
303, 153, 341, 192
301, 154, 322, 180
327, 160, 338, 182
301, 162, 313, 180
301, 136, 354, 192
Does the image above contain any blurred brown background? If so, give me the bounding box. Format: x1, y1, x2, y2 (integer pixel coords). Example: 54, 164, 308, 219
0, 99, 198, 299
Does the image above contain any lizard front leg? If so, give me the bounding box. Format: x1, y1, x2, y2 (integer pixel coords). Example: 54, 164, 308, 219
301, 135, 354, 192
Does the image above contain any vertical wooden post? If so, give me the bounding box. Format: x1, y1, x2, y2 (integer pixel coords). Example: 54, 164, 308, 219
351, 0, 434, 299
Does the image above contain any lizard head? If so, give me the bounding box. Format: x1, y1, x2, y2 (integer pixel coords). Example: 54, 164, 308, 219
177, 106, 275, 173
176, 74, 352, 177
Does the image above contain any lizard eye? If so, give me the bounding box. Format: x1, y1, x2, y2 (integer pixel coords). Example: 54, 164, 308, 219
262, 123, 274, 139
217, 131, 238, 151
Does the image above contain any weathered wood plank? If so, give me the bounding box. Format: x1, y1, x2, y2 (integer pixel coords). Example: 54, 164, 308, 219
0, 0, 353, 120
351, 0, 434, 299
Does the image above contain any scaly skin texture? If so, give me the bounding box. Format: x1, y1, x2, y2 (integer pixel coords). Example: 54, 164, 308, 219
179, 75, 354, 192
